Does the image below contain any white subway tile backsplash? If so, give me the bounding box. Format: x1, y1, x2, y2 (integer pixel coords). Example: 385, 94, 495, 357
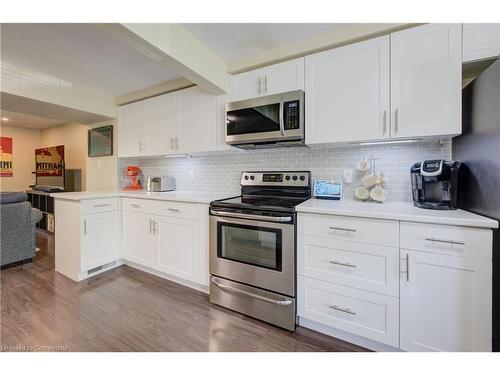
118, 141, 451, 202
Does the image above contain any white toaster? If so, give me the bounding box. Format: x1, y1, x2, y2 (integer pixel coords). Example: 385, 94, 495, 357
147, 176, 176, 192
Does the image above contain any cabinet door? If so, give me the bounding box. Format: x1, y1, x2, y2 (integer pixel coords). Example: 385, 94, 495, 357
400, 249, 492, 352
156, 215, 200, 283
122, 212, 156, 268
305, 36, 390, 144
145, 92, 179, 156
462, 23, 500, 62
391, 24, 462, 139
177, 86, 217, 154
82, 212, 119, 271
262, 57, 305, 96
229, 69, 262, 101
117, 100, 147, 157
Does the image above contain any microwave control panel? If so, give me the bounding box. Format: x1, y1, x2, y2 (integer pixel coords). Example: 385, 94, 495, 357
284, 100, 300, 130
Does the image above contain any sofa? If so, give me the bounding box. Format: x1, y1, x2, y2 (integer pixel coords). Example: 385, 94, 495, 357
0, 191, 43, 268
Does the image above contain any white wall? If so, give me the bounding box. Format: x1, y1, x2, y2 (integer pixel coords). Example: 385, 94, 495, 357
0, 125, 41, 191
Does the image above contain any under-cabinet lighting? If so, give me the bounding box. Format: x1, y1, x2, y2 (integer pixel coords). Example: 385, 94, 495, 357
356, 139, 421, 146
1, 117, 9, 121
163, 154, 191, 158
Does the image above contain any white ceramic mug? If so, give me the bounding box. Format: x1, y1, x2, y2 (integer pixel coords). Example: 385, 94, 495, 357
357, 159, 370, 172
370, 185, 386, 202
355, 186, 370, 200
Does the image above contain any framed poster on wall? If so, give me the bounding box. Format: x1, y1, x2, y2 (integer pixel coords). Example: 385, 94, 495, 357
88, 125, 113, 157
0, 136, 13, 177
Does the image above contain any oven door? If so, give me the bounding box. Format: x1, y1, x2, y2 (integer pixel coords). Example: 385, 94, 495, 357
209, 212, 295, 296
225, 90, 304, 145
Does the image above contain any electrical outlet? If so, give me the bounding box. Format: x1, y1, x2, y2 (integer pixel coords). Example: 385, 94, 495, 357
188, 169, 194, 180
97, 160, 104, 169
343, 168, 353, 184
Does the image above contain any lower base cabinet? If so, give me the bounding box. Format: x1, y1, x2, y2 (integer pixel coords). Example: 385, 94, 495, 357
297, 212, 494, 352
298, 276, 400, 347
121, 198, 209, 287
122, 212, 156, 268
400, 249, 492, 352
82, 211, 120, 271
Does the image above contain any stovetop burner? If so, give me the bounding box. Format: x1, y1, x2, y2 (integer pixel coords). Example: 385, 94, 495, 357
210, 171, 311, 214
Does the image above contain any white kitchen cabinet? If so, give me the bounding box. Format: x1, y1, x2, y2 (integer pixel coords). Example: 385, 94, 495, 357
117, 100, 147, 157
118, 87, 218, 157
390, 24, 462, 139
229, 57, 304, 101
305, 36, 390, 144
121, 198, 209, 288
463, 23, 500, 63
145, 91, 179, 156
122, 211, 156, 268
82, 211, 119, 271
297, 210, 494, 352
177, 86, 217, 154
400, 249, 492, 352
156, 215, 199, 283
55, 198, 121, 281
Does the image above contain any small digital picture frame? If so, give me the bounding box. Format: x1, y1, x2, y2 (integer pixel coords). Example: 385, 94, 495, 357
313, 180, 342, 200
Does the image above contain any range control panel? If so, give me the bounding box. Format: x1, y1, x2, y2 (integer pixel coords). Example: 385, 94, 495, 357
241, 171, 310, 187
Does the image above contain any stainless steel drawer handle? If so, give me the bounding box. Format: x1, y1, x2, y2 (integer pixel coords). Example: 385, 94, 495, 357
130, 204, 141, 208
211, 277, 292, 306
167, 208, 181, 212
425, 237, 465, 246
93, 204, 110, 208
211, 209, 292, 223
329, 260, 357, 268
329, 226, 357, 233
329, 304, 356, 315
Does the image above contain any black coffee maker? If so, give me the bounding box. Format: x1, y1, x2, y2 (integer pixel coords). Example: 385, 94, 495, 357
411, 159, 461, 210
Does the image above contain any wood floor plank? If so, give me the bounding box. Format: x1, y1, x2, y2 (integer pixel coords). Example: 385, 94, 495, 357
0, 230, 369, 352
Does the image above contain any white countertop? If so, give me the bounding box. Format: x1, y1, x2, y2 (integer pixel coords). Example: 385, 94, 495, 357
51, 190, 231, 204
296, 199, 498, 229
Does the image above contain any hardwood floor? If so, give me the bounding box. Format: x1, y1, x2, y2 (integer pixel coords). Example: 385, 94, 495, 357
0, 230, 368, 352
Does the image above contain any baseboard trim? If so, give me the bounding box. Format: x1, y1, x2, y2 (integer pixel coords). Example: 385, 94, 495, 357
124, 260, 209, 294
298, 317, 402, 352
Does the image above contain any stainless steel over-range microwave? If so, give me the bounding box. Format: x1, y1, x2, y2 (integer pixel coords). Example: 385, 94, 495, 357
225, 90, 305, 149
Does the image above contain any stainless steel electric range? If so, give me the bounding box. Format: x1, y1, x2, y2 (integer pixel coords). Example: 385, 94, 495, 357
209, 171, 311, 331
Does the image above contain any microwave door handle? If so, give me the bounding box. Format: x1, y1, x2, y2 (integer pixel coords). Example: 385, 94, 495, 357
279, 101, 285, 135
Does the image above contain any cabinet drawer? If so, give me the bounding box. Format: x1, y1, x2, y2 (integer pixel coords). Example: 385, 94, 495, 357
80, 198, 118, 215
400, 222, 492, 261
298, 213, 399, 247
122, 197, 201, 219
298, 236, 399, 297
297, 276, 399, 347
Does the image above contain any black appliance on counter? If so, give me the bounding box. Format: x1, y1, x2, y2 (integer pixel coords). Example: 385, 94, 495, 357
410, 159, 461, 210
453, 58, 500, 351
209, 171, 311, 331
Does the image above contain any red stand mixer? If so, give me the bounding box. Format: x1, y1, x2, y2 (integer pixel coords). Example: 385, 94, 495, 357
123, 166, 143, 190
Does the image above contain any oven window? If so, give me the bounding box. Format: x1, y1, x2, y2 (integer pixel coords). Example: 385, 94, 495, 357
217, 222, 282, 271
226, 103, 280, 136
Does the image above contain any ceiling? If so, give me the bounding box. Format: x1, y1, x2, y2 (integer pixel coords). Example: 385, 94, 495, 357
183, 23, 351, 63
1, 23, 181, 97
0, 110, 66, 130
1, 92, 112, 129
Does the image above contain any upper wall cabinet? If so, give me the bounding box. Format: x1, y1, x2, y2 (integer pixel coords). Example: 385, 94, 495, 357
117, 100, 147, 157
118, 87, 221, 158
462, 23, 500, 63
305, 36, 390, 144
390, 24, 462, 139
229, 57, 305, 102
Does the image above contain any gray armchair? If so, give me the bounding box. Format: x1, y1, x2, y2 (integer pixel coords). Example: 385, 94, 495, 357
0, 192, 43, 268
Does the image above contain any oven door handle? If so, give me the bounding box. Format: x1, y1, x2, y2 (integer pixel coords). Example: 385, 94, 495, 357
279, 100, 285, 136
210, 209, 292, 223
211, 277, 292, 306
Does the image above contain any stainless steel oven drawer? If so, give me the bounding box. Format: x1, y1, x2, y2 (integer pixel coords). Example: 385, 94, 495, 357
210, 276, 296, 331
